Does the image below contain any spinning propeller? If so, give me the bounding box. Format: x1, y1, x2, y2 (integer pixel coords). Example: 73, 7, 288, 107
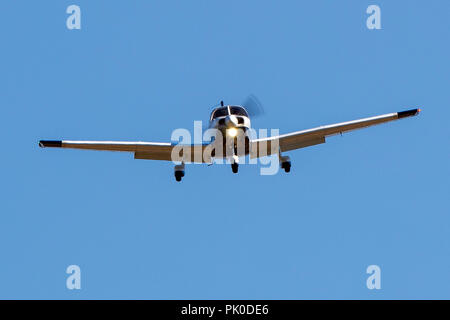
241, 94, 265, 118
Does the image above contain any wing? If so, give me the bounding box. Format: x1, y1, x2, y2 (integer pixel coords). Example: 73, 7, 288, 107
38, 140, 210, 163
250, 108, 421, 158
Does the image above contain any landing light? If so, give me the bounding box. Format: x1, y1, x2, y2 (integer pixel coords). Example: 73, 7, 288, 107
227, 127, 238, 137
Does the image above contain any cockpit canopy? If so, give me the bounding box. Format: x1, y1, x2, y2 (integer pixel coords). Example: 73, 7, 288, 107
229, 106, 249, 117
210, 105, 249, 120
210, 107, 228, 120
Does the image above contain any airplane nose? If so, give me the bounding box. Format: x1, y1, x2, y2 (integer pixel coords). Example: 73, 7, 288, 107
225, 115, 239, 127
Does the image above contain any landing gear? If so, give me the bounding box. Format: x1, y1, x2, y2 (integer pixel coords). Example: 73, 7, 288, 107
279, 155, 291, 173
175, 170, 184, 181
281, 161, 291, 173
231, 155, 239, 173
174, 163, 185, 182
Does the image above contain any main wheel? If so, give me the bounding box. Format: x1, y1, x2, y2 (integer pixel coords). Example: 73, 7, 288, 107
175, 171, 184, 182
231, 163, 239, 173
282, 161, 291, 173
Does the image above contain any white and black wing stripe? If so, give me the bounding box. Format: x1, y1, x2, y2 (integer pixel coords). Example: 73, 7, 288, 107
38, 140, 209, 163
251, 108, 421, 158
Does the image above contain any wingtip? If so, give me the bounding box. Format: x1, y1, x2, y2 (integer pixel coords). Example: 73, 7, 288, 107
39, 140, 62, 148
397, 108, 421, 119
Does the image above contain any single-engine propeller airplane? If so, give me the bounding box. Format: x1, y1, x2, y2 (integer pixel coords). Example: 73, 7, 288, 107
39, 99, 420, 182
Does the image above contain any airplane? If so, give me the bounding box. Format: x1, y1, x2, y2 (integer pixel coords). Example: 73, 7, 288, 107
39, 101, 421, 182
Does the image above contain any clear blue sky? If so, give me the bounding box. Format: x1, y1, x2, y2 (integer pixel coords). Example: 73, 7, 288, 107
1, 1, 449, 299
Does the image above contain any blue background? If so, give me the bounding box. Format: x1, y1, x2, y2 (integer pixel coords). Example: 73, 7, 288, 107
1, 1, 449, 299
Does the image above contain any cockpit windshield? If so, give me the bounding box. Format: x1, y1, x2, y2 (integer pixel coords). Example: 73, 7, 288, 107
229, 106, 249, 117
210, 107, 229, 120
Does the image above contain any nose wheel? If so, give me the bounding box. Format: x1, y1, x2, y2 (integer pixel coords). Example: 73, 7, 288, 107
231, 163, 239, 173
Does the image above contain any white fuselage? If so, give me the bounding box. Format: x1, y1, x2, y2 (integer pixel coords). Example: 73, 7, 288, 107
207, 105, 252, 159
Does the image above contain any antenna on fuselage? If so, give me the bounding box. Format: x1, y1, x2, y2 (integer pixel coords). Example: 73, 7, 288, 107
220, 100, 224, 106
